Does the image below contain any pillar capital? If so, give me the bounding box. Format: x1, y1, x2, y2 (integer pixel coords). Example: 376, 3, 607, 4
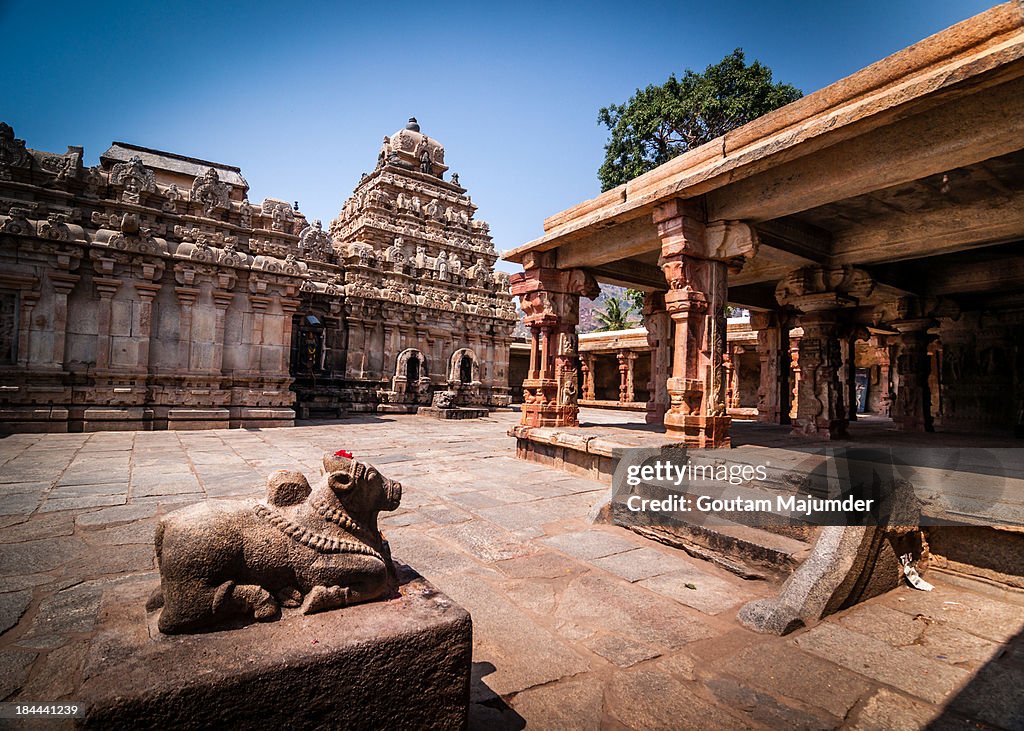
510, 266, 599, 329
654, 199, 759, 263
93, 277, 121, 300
49, 272, 80, 296
175, 286, 200, 308
776, 265, 874, 312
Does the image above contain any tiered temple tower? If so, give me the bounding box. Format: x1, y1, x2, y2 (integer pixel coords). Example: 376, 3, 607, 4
291, 118, 516, 415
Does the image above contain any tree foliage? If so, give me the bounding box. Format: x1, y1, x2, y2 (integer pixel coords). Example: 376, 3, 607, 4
597, 49, 802, 191
624, 288, 645, 314
594, 296, 637, 332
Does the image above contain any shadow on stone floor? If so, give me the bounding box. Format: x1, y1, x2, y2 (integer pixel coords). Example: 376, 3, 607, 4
469, 661, 526, 730
929, 626, 1024, 730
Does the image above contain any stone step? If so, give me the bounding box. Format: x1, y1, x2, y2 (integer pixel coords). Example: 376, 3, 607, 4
622, 516, 815, 581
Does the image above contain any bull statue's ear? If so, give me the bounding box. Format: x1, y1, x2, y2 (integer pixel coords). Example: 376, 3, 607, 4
328, 470, 355, 492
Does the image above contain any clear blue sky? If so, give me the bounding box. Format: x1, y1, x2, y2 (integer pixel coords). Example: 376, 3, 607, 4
1, 0, 997, 274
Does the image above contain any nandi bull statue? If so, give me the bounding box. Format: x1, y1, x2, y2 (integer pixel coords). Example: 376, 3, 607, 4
148, 450, 402, 634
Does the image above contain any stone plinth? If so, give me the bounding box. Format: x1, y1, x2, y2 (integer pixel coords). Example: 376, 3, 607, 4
77, 567, 471, 730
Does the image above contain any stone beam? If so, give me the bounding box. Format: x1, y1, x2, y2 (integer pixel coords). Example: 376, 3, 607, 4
831, 187, 1024, 265
583, 260, 666, 291
727, 283, 787, 311
755, 219, 832, 265
917, 256, 1024, 296
707, 75, 1024, 223
555, 215, 661, 270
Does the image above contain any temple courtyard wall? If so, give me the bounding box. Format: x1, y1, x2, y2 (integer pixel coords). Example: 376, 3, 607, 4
0, 119, 516, 434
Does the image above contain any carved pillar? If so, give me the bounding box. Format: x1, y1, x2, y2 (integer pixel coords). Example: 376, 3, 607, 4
891, 316, 935, 432
776, 266, 874, 440
527, 325, 540, 380
789, 333, 801, 421
654, 201, 758, 448
616, 349, 636, 404
846, 337, 858, 421
92, 278, 121, 371
382, 324, 395, 378
580, 354, 596, 401
643, 291, 671, 425
752, 310, 788, 424
249, 296, 271, 374
280, 298, 301, 377
49, 272, 80, 368
726, 345, 743, 409
874, 337, 892, 417
175, 287, 200, 372
16, 290, 39, 368
509, 252, 598, 428
212, 290, 234, 376
346, 315, 364, 378
928, 339, 943, 426
134, 283, 161, 372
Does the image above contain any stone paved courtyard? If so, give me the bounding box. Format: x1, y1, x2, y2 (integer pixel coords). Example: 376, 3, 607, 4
0, 410, 1022, 730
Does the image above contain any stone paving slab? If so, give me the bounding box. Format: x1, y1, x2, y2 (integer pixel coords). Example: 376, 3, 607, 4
0, 411, 1021, 730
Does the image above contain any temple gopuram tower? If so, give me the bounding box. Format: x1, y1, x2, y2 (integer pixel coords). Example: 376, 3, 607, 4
291, 118, 516, 415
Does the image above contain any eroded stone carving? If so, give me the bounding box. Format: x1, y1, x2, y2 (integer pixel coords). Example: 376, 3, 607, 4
298, 219, 333, 262
150, 452, 402, 633
262, 199, 296, 232
191, 167, 230, 214
109, 155, 156, 204
0, 123, 30, 180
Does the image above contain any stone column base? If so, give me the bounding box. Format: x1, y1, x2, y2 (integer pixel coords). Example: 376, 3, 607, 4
520, 403, 580, 428
521, 378, 579, 428
663, 413, 732, 448
791, 417, 847, 440
645, 402, 667, 425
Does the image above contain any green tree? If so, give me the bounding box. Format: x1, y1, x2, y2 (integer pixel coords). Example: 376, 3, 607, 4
597, 49, 802, 191
624, 288, 645, 314
595, 296, 636, 332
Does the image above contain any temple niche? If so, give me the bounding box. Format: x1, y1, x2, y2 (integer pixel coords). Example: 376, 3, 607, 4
292, 117, 515, 416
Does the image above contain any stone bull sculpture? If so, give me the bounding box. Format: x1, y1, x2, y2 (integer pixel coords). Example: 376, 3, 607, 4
148, 452, 402, 634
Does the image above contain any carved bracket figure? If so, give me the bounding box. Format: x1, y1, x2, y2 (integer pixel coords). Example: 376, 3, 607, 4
149, 452, 402, 634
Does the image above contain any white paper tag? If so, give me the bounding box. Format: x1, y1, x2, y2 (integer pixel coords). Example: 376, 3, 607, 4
900, 553, 934, 591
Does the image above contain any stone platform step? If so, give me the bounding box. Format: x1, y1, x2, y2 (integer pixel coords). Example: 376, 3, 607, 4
621, 515, 815, 581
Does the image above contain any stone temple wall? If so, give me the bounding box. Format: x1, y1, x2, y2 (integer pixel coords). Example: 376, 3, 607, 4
0, 119, 516, 431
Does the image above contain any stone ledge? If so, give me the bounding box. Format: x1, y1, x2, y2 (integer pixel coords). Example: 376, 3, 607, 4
418, 407, 488, 420
76, 567, 471, 730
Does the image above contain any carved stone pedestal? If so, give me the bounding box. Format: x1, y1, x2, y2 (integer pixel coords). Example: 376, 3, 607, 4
521, 377, 581, 427
77, 568, 471, 730
663, 410, 732, 448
